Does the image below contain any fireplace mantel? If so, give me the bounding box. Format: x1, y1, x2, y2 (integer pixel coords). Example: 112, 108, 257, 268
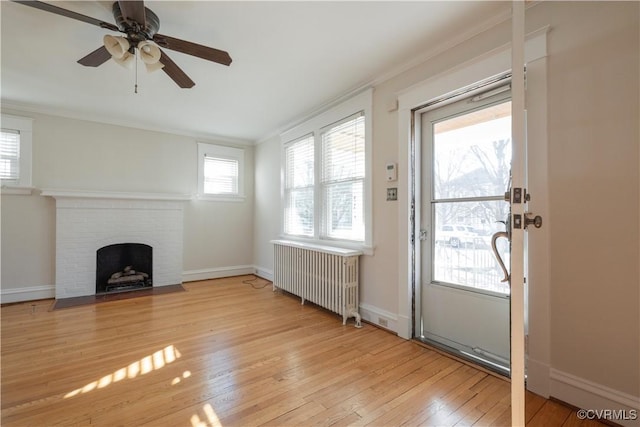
41, 188, 193, 201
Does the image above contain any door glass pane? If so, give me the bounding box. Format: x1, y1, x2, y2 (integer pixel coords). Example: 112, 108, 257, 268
433, 201, 510, 294
431, 99, 512, 295
433, 102, 511, 200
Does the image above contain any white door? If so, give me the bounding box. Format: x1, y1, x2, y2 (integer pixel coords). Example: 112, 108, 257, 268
419, 84, 513, 374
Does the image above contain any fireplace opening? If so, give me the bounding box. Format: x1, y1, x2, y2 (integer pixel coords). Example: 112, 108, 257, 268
96, 243, 152, 294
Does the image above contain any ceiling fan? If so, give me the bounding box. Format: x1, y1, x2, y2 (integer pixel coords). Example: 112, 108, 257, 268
12, 0, 232, 88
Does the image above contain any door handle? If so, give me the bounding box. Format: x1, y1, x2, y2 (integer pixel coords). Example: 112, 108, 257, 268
525, 213, 543, 229
491, 231, 510, 283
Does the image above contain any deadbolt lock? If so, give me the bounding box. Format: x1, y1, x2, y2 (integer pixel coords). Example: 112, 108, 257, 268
505, 188, 532, 203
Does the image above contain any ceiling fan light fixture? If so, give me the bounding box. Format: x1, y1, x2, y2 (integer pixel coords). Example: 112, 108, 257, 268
113, 51, 134, 69
137, 40, 161, 65
13, 0, 232, 89
144, 61, 165, 73
103, 34, 130, 59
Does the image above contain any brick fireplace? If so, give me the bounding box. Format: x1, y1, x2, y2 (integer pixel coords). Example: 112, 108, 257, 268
42, 190, 189, 299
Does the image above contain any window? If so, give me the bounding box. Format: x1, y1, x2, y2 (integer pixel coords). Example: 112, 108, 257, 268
284, 135, 314, 236
197, 143, 244, 201
281, 89, 372, 249
204, 157, 238, 195
1, 114, 33, 188
321, 112, 365, 241
1, 130, 20, 181
428, 94, 512, 295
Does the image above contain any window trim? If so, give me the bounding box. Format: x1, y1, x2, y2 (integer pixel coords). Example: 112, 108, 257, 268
1, 114, 33, 191
197, 142, 245, 202
280, 89, 373, 253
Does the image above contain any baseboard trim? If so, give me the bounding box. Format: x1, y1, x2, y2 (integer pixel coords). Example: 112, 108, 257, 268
253, 266, 274, 281
550, 368, 640, 426
1, 285, 55, 304
182, 265, 255, 282
359, 303, 398, 334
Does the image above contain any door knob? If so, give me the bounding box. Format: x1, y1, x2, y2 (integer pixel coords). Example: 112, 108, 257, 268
525, 213, 542, 229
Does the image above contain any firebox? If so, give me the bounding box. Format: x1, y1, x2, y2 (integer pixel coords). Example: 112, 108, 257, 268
96, 243, 152, 294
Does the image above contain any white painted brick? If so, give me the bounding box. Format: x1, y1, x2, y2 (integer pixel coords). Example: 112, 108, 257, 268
53, 197, 185, 298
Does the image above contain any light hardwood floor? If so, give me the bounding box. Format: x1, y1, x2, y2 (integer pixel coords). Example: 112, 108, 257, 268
1, 275, 602, 427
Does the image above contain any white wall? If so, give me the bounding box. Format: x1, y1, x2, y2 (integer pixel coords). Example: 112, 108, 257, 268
539, 0, 639, 403
1, 110, 255, 300
252, 135, 280, 280
251, 0, 639, 417
0, 194, 55, 301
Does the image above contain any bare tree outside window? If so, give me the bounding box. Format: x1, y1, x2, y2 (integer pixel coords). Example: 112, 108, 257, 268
431, 101, 512, 294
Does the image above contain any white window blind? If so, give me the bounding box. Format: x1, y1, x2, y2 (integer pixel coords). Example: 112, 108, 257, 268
0, 129, 20, 181
197, 143, 244, 201
204, 156, 239, 195
321, 112, 365, 241
284, 134, 314, 236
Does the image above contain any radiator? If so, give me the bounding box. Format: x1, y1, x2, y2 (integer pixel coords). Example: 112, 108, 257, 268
272, 240, 362, 328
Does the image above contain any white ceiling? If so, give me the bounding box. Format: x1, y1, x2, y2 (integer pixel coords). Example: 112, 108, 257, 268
1, 1, 509, 142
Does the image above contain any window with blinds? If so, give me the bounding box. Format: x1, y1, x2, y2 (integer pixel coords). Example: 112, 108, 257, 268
204, 156, 238, 195
197, 142, 245, 201
321, 112, 365, 241
280, 89, 371, 248
284, 134, 314, 237
0, 129, 20, 181
282, 111, 367, 243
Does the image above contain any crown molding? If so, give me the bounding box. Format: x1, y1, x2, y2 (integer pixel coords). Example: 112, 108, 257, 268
0, 101, 256, 147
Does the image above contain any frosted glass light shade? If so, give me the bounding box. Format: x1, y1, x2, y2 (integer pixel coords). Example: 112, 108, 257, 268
138, 41, 161, 64
103, 35, 130, 59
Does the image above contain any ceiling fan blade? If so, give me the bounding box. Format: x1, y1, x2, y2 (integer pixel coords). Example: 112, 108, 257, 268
78, 46, 112, 67
117, 0, 146, 27
159, 50, 195, 89
153, 33, 232, 66
11, 0, 118, 31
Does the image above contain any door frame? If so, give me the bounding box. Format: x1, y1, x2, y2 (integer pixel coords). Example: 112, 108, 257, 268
395, 22, 551, 414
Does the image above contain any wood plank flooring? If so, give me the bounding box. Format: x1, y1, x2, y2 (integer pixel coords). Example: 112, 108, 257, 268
1, 275, 603, 426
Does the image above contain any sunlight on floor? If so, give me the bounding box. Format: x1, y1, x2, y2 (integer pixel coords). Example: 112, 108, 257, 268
171, 370, 192, 385
64, 345, 182, 399
190, 403, 222, 427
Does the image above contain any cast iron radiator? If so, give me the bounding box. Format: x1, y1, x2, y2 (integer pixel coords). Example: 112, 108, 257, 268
272, 240, 362, 328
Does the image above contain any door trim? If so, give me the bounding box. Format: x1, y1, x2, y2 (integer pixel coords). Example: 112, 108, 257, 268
395, 25, 550, 395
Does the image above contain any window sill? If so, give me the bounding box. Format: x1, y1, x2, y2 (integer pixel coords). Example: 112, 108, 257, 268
1, 186, 34, 196
276, 236, 374, 256
196, 194, 246, 203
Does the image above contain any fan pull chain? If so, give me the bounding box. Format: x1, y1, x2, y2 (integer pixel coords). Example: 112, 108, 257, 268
134, 49, 138, 94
